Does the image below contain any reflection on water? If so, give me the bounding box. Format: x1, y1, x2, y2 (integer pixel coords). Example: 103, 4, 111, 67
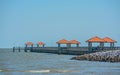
0, 49, 120, 75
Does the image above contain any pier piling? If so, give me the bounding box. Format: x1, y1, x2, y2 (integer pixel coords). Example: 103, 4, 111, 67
19, 47, 20, 52
13, 47, 15, 52
13, 47, 21, 52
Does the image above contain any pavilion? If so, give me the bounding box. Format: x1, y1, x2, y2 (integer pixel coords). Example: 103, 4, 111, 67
37, 42, 45, 47
25, 42, 33, 47
103, 37, 117, 48
56, 39, 69, 48
86, 36, 105, 52
69, 40, 80, 47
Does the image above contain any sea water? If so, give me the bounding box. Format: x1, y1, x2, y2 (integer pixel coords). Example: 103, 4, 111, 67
0, 49, 120, 75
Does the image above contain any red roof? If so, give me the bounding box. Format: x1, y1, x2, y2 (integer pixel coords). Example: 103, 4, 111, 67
25, 42, 33, 45
86, 36, 105, 42
69, 40, 80, 44
37, 42, 45, 45
56, 39, 69, 44
103, 37, 116, 43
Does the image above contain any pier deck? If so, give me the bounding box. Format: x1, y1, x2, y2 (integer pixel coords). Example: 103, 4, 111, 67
13, 47, 120, 55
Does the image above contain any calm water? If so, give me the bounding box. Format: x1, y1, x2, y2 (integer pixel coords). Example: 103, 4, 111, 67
0, 49, 120, 75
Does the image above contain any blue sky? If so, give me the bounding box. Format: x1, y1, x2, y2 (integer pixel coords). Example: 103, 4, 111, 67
0, 0, 120, 48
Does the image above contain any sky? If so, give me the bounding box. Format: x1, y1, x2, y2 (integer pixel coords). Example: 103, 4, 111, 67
0, 0, 120, 48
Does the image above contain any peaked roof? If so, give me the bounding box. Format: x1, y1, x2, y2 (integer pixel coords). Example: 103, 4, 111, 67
86, 36, 105, 42
37, 42, 45, 45
69, 40, 80, 44
103, 37, 117, 43
56, 39, 69, 44
25, 42, 33, 45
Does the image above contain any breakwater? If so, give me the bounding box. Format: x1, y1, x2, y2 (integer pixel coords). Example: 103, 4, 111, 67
71, 50, 120, 62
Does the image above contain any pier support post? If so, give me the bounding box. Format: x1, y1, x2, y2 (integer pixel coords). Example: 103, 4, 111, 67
25, 44, 27, 47
88, 42, 92, 52
43, 44, 45, 47
24, 47, 27, 52
111, 43, 114, 50
67, 44, 70, 54
100, 42, 104, 50
110, 43, 112, 49
13, 47, 15, 52
18, 47, 20, 52
58, 43, 61, 54
37, 44, 39, 47
113, 43, 114, 49
32, 44, 33, 47
30, 47, 33, 52
102, 43, 104, 50
76, 44, 79, 47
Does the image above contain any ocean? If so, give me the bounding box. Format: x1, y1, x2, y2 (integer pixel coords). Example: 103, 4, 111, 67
0, 49, 120, 75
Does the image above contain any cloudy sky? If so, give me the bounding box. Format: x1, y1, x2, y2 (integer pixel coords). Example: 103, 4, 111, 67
0, 0, 120, 48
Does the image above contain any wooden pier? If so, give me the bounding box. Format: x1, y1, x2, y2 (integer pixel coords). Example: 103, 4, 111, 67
12, 37, 119, 55
13, 46, 120, 55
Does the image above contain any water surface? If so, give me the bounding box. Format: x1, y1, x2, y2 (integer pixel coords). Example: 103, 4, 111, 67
0, 49, 120, 75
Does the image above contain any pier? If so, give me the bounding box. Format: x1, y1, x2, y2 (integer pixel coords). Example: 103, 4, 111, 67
12, 36, 120, 55
13, 47, 30, 52
13, 46, 120, 55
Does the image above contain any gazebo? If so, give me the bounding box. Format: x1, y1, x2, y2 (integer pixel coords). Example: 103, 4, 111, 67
25, 42, 33, 47
56, 39, 69, 48
103, 37, 117, 48
37, 42, 45, 47
86, 36, 105, 52
69, 40, 80, 47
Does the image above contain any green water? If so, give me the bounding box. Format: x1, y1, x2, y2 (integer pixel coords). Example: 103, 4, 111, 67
0, 49, 120, 75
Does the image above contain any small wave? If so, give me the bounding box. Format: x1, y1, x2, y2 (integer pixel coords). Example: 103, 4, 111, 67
0, 69, 10, 72
25, 70, 50, 73
51, 69, 69, 73
0, 70, 2, 72
25, 69, 78, 73
50, 69, 79, 73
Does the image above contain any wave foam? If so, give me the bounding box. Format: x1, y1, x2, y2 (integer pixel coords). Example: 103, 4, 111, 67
25, 70, 50, 73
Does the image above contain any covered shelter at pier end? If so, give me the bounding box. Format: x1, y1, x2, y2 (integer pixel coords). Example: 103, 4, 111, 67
25, 42, 33, 47
103, 37, 117, 48
69, 40, 80, 47
56, 39, 70, 48
86, 36, 105, 52
37, 42, 45, 47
